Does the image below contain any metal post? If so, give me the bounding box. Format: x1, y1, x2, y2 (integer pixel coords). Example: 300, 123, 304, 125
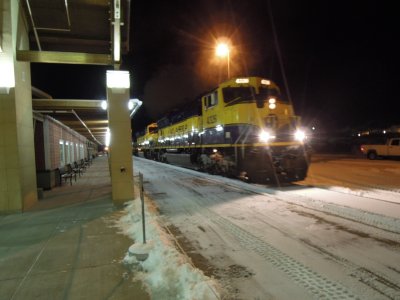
227, 50, 230, 79
139, 172, 146, 244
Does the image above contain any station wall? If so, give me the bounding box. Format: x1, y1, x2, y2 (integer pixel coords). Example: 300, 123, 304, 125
34, 115, 98, 189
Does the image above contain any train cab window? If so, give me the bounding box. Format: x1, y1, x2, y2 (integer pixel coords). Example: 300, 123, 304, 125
148, 126, 158, 134
204, 91, 218, 109
211, 91, 218, 106
204, 96, 210, 107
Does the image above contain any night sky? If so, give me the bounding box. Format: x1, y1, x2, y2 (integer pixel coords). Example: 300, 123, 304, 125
31, 0, 399, 134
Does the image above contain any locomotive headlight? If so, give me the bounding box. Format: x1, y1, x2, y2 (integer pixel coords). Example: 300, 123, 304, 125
294, 129, 306, 142
259, 130, 273, 142
268, 98, 276, 110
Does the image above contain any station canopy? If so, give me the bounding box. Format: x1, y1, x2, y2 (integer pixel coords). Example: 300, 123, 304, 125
19, 0, 131, 145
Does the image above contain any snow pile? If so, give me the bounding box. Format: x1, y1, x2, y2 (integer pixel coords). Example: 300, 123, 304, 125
116, 199, 220, 300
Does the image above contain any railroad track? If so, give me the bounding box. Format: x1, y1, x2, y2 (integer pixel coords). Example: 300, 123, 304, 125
137, 157, 400, 299
136, 157, 400, 234
181, 176, 400, 299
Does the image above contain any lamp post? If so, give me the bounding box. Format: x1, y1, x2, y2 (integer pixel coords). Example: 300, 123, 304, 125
216, 42, 230, 79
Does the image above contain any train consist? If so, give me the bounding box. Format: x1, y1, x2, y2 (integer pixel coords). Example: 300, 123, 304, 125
135, 76, 310, 184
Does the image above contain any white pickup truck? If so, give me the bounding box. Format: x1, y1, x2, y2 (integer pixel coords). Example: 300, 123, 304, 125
360, 137, 400, 159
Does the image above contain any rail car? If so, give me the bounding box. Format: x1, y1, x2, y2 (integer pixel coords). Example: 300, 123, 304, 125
135, 76, 310, 184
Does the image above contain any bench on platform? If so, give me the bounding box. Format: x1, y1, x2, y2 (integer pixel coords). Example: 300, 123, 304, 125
57, 164, 77, 186
73, 161, 85, 177
81, 158, 90, 168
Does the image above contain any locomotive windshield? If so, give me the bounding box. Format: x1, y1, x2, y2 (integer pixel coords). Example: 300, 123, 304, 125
148, 126, 158, 134
255, 87, 283, 102
223, 86, 283, 104
223, 87, 256, 104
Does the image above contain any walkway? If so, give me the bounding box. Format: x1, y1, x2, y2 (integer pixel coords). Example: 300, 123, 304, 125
0, 155, 149, 300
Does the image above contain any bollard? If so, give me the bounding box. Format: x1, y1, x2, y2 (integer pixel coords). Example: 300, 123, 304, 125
139, 172, 146, 244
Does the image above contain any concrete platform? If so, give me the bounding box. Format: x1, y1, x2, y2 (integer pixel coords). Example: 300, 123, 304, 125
0, 155, 149, 300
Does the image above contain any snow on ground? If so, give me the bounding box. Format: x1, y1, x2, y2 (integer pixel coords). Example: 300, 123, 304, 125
115, 155, 400, 299
301, 155, 400, 193
115, 199, 220, 300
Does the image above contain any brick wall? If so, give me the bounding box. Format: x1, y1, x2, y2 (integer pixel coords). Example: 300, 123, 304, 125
45, 116, 93, 170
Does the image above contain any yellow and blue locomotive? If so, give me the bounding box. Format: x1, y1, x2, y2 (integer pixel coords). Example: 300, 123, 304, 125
136, 76, 310, 184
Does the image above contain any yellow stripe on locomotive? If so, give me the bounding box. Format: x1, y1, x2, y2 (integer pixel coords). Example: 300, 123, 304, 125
157, 116, 201, 146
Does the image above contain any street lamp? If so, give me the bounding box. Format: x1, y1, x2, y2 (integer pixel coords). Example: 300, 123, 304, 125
216, 42, 230, 79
